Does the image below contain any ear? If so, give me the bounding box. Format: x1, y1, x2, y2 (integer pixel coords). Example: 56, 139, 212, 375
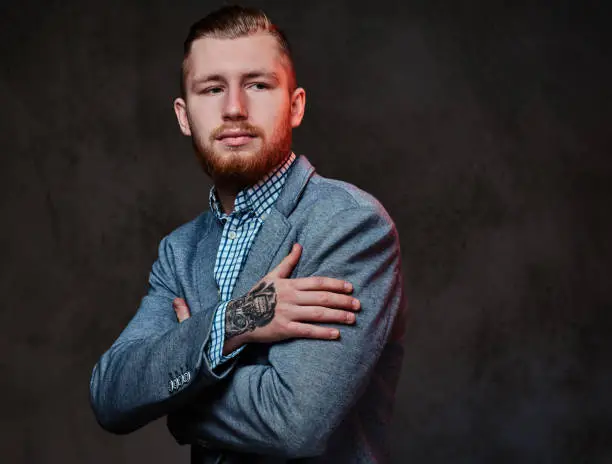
289, 87, 306, 128
173, 97, 192, 136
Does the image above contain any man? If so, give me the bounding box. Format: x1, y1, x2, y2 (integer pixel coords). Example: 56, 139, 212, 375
90, 5, 406, 463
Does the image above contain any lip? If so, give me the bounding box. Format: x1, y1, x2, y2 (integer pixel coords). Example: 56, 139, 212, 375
218, 135, 256, 147
217, 130, 255, 139
217, 131, 256, 147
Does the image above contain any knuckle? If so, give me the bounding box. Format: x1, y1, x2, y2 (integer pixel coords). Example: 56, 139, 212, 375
284, 280, 296, 293
277, 283, 290, 300
285, 320, 298, 331
274, 282, 284, 297
299, 325, 313, 337
277, 303, 290, 317
280, 322, 293, 338
313, 308, 324, 320
279, 291, 292, 306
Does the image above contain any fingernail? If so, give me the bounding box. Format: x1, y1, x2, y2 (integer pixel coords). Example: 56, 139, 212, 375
353, 299, 360, 310
330, 329, 339, 339
344, 282, 352, 292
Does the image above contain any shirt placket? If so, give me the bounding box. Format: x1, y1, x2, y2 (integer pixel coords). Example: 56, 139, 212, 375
221, 214, 241, 301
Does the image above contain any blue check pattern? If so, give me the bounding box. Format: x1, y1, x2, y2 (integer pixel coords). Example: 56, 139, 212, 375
206, 152, 297, 368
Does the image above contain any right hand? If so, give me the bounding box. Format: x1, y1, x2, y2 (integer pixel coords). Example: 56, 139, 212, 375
222, 243, 360, 353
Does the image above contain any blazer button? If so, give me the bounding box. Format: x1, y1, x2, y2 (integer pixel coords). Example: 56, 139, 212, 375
169, 377, 180, 393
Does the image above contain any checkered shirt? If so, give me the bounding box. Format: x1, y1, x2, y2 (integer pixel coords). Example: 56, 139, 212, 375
206, 152, 297, 368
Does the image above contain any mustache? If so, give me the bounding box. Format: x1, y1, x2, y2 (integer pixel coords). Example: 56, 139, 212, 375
210, 122, 264, 140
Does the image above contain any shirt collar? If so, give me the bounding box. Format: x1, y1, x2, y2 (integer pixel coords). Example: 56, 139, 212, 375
209, 152, 297, 222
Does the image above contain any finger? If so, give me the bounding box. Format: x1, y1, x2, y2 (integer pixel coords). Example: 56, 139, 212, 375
286, 321, 340, 340
174, 304, 191, 322
292, 306, 356, 325
292, 276, 353, 293
296, 291, 361, 311
173, 297, 191, 322
268, 243, 302, 279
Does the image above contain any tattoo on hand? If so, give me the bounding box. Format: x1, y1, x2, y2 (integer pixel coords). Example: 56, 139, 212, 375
225, 282, 277, 338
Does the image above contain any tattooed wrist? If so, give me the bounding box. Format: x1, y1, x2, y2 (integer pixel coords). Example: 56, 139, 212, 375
225, 282, 277, 339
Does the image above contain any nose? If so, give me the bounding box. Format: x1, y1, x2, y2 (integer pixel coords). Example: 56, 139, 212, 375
222, 85, 247, 121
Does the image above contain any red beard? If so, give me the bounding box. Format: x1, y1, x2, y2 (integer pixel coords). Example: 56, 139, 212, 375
192, 116, 293, 187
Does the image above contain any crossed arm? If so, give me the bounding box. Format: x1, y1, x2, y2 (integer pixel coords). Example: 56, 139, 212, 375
89, 206, 404, 457
89, 248, 357, 434
167, 207, 405, 457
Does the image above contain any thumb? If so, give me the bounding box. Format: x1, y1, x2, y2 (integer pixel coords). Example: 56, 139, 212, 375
173, 297, 191, 323
268, 243, 302, 279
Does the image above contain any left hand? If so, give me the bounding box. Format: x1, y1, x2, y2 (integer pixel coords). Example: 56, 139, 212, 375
173, 298, 191, 322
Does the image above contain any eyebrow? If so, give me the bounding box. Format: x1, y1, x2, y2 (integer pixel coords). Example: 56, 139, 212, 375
243, 71, 280, 82
191, 71, 280, 85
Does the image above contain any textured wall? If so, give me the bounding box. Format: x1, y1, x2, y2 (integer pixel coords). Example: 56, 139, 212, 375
1, 0, 611, 462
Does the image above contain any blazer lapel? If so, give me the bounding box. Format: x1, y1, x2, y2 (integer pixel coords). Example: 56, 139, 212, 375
193, 214, 222, 315
231, 207, 291, 298
231, 154, 315, 298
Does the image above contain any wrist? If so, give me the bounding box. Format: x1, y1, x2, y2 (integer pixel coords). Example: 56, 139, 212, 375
222, 332, 249, 356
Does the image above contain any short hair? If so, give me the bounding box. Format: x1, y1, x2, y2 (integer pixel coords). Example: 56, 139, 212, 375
180, 5, 296, 97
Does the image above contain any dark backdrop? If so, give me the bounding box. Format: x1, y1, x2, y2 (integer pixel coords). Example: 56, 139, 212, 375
1, 0, 611, 462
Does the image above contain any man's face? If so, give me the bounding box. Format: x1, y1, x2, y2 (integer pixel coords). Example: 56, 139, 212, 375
174, 32, 305, 187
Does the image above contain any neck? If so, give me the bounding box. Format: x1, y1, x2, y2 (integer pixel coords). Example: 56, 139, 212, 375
214, 177, 249, 215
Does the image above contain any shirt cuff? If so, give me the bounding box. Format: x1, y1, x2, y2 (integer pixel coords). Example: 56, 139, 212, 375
205, 300, 245, 369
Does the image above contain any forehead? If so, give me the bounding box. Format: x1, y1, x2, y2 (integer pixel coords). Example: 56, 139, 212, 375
186, 32, 285, 79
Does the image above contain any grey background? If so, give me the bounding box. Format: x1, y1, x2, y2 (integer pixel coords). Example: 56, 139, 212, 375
1, 0, 611, 462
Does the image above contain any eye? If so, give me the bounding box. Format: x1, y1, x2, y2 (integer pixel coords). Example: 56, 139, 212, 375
202, 86, 223, 95
248, 82, 270, 91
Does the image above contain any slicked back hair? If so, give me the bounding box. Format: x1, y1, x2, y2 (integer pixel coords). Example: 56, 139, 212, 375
180, 5, 296, 98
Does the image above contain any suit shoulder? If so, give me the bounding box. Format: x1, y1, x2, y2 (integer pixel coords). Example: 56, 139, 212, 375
301, 173, 394, 225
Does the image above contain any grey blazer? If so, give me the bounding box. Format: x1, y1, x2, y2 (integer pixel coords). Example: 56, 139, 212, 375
90, 155, 407, 463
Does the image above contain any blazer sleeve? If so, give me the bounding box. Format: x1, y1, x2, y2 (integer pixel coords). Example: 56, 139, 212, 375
167, 206, 406, 458
89, 235, 238, 434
